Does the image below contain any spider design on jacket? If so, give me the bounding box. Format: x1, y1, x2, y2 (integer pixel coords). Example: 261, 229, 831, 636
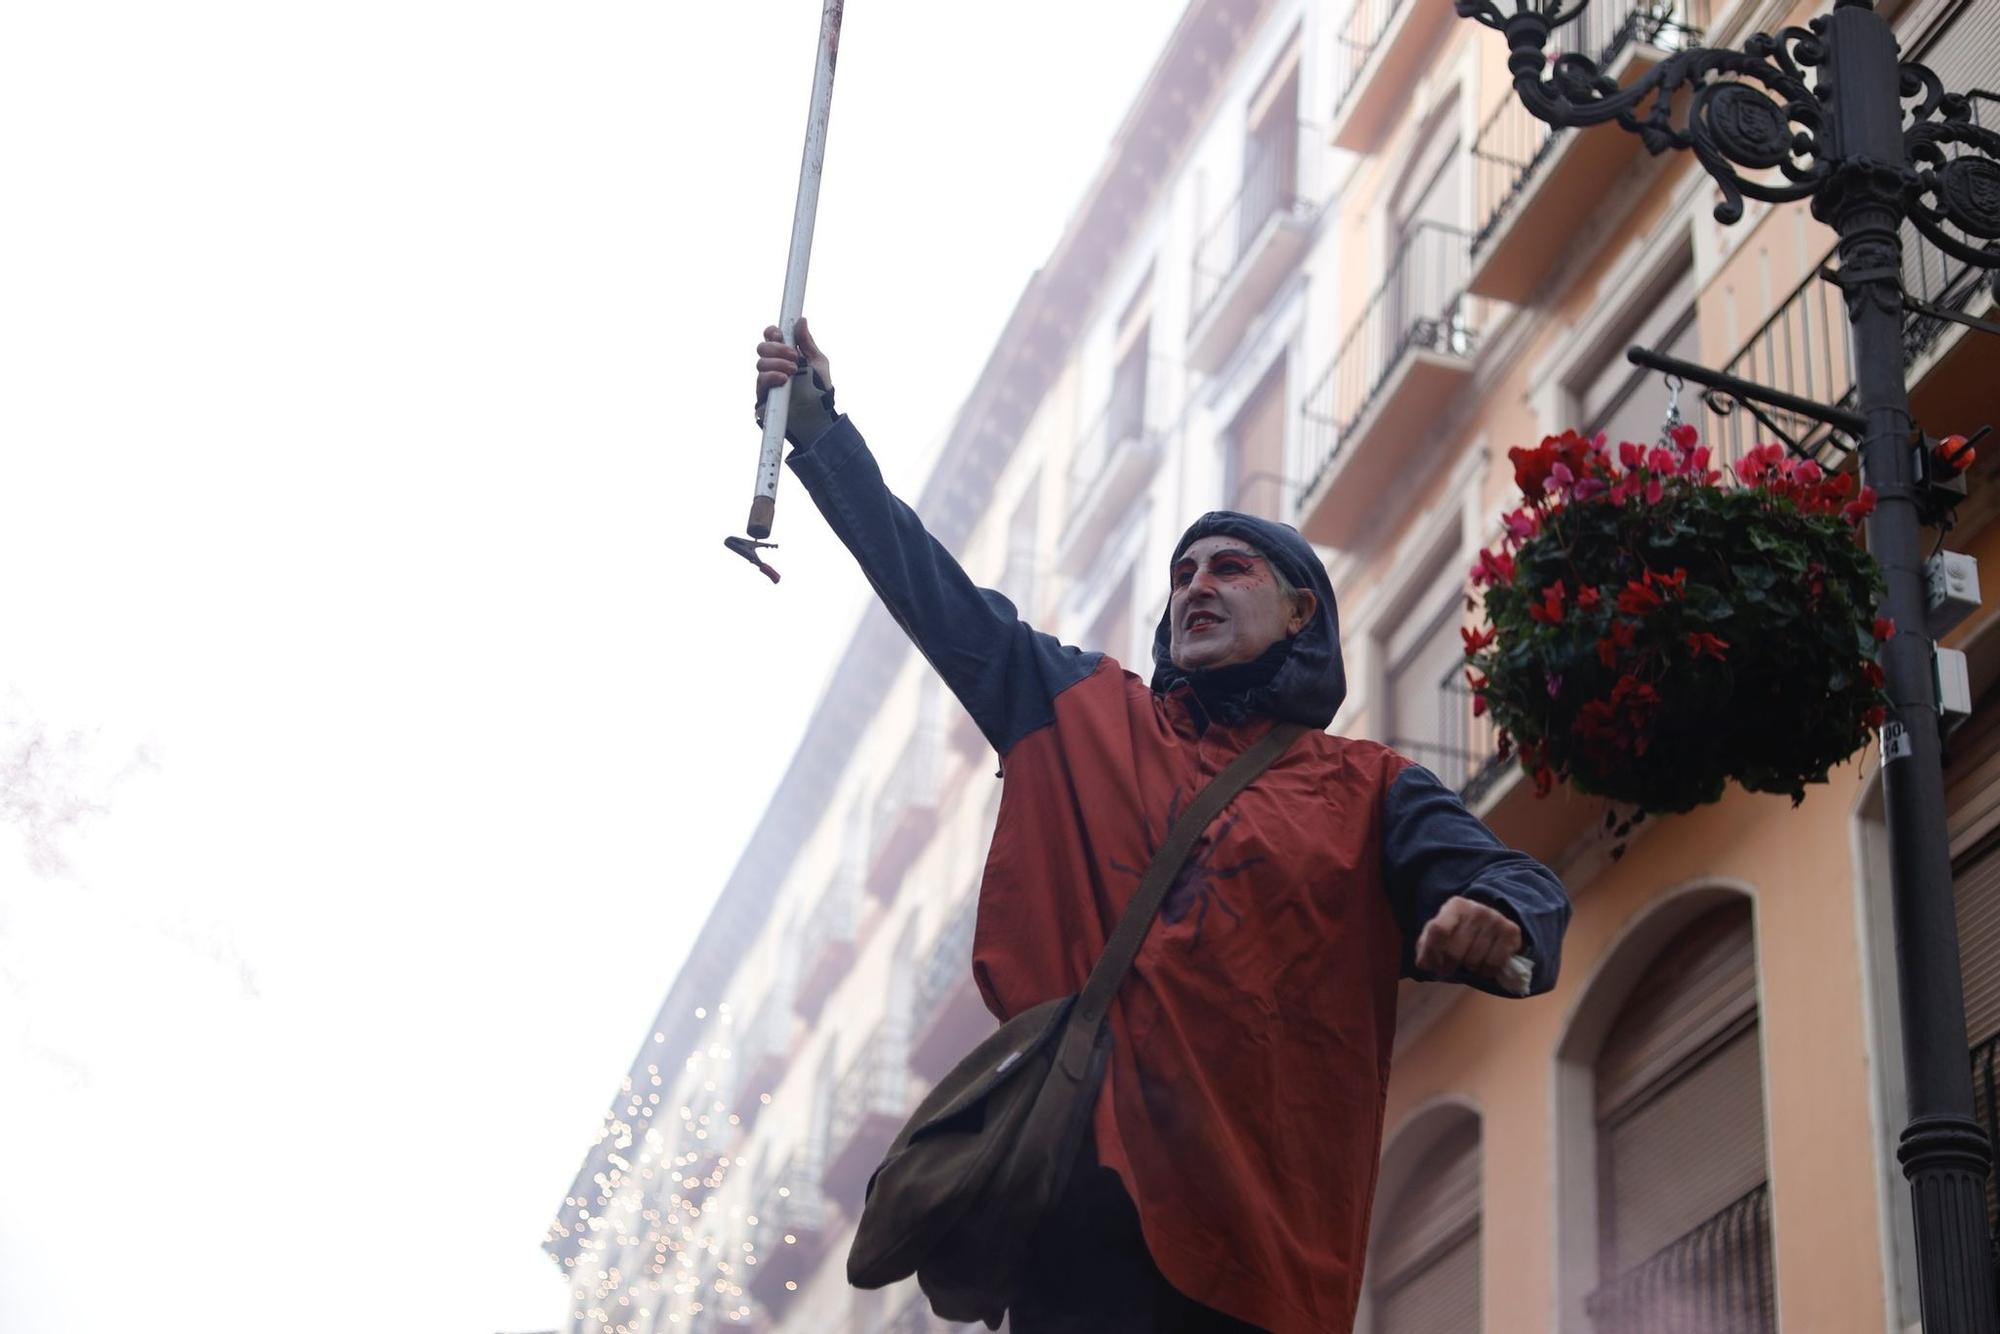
1109, 788, 1267, 950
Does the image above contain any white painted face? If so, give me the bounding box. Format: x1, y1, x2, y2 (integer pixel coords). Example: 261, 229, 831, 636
1167, 535, 1316, 673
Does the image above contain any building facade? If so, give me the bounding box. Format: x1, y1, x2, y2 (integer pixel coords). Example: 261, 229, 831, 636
546, 1, 2000, 1330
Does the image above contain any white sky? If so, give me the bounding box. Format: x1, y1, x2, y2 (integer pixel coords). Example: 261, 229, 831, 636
0, 4, 1184, 1331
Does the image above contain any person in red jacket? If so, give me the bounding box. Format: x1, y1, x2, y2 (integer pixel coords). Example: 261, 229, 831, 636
754, 324, 1569, 1334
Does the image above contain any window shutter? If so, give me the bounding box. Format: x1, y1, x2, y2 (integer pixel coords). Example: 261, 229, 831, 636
1594, 902, 1768, 1275
1226, 362, 1289, 517
1600, 1022, 1769, 1273
1955, 839, 2000, 1048
1594, 901, 1757, 1120
1375, 1226, 1480, 1334
1370, 1118, 1481, 1332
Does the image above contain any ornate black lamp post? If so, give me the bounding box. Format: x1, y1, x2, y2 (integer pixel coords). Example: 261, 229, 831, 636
1454, 0, 2000, 1325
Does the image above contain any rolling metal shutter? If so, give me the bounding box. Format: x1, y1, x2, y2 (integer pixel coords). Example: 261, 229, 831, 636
1371, 1118, 1482, 1333
1594, 902, 1768, 1275
1375, 1227, 1480, 1334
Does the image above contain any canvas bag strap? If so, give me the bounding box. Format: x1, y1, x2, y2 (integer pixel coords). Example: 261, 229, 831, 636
1057, 721, 1308, 1078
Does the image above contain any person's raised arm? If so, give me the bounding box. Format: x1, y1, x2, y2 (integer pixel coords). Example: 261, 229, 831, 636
752, 320, 1101, 756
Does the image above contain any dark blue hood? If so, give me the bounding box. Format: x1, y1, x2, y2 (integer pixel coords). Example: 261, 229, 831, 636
1148, 511, 1346, 729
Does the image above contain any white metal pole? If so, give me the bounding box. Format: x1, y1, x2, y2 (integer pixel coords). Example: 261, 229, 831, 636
748, 0, 844, 540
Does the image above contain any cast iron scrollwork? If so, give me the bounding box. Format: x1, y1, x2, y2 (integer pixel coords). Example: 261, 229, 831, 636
1454, 2, 1831, 224
1902, 68, 2000, 271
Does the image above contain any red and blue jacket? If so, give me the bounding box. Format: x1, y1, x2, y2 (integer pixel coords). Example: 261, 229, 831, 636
791, 416, 1570, 1333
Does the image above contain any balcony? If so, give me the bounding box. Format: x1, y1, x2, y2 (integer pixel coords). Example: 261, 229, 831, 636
821, 1024, 912, 1212
731, 988, 797, 1127
1296, 222, 1482, 549
1328, 0, 1460, 151
1468, 2, 1709, 303
1585, 1183, 1774, 1333
1187, 125, 1320, 373
867, 721, 944, 900
746, 1150, 829, 1310
1057, 358, 1173, 574
795, 867, 861, 1023
1698, 224, 1992, 474
910, 892, 993, 1082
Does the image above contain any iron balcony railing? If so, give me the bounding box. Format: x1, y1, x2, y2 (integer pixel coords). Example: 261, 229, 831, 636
1388, 659, 1509, 807
1191, 119, 1306, 327
1471, 1, 1709, 253
869, 718, 945, 896
1586, 1182, 1776, 1333
1330, 0, 1405, 126
804, 863, 860, 955
916, 892, 979, 1020
1702, 216, 1990, 472
756, 1147, 827, 1240
1300, 221, 1479, 494
1704, 241, 1855, 471
830, 1022, 909, 1158
1066, 355, 1175, 526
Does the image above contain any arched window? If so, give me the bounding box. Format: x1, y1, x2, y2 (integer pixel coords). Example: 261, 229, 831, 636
1588, 899, 1774, 1331
1370, 1114, 1481, 1333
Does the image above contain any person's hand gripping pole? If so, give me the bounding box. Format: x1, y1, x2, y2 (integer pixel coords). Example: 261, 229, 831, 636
746, 0, 845, 543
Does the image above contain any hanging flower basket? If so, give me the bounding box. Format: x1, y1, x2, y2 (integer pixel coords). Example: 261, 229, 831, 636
1464, 426, 1890, 817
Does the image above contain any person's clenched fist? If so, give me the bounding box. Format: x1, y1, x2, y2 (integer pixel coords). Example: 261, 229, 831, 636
1414, 895, 1523, 981
754, 317, 834, 431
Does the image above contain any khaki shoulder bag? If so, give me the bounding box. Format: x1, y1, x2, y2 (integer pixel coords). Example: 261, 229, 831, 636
846, 721, 1308, 1327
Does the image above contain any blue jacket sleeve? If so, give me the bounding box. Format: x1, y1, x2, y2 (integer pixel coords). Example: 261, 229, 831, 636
786, 416, 1101, 755
1380, 763, 1571, 997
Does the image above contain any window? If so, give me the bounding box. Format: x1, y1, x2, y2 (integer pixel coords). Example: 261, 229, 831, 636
1239, 50, 1301, 255
1386, 92, 1468, 353
1590, 900, 1774, 1332
1107, 325, 1151, 451
1224, 359, 1289, 517
1575, 246, 1698, 452
1371, 1117, 1482, 1333
1385, 590, 1469, 788
1001, 482, 1041, 617
1083, 566, 1137, 667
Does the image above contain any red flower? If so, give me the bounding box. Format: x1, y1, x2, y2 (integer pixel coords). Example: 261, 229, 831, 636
1472, 693, 1488, 718
1461, 623, 1498, 654
1471, 548, 1516, 587
1527, 580, 1568, 625
1862, 661, 1886, 689
1509, 442, 1558, 498
1843, 485, 1878, 525
1595, 619, 1638, 668
1647, 567, 1688, 597
1864, 705, 1888, 730
1874, 616, 1896, 641
1618, 441, 1646, 471
1687, 631, 1730, 660
1577, 585, 1602, 611
1617, 580, 1663, 616
1669, 423, 1699, 451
